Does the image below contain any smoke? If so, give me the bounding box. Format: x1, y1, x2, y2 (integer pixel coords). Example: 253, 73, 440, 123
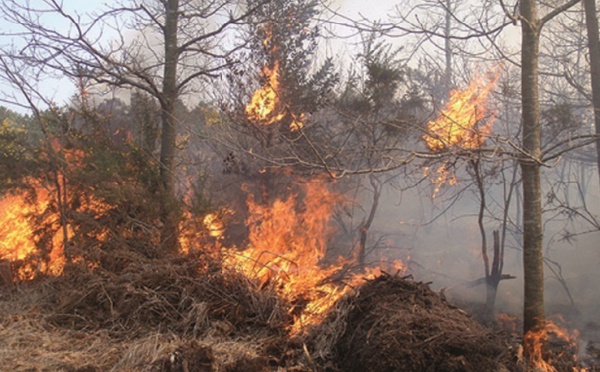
359, 158, 600, 342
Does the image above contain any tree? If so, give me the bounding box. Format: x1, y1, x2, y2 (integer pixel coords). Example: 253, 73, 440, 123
334, 35, 423, 264
583, 0, 600, 186
0, 0, 265, 253
342, 0, 596, 361
517, 0, 581, 358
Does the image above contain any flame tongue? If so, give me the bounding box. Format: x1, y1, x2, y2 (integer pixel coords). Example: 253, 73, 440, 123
0, 186, 66, 280
244, 24, 304, 131
245, 61, 286, 125
424, 74, 498, 152
423, 72, 499, 196
223, 181, 404, 334
523, 319, 585, 372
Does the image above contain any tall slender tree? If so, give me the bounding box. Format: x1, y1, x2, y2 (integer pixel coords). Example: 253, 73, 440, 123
583, 0, 600, 186
518, 0, 581, 358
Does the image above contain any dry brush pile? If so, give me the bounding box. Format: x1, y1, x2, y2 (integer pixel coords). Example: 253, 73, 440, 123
1, 243, 537, 372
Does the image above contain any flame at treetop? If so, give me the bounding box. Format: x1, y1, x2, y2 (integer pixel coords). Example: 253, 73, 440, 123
244, 26, 304, 131
245, 61, 286, 126
423, 71, 500, 196
424, 73, 499, 152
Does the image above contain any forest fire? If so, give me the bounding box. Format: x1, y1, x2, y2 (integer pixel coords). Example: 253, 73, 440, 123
523, 319, 586, 372
0, 186, 65, 280
244, 25, 304, 131
424, 73, 499, 152
423, 72, 499, 195
221, 181, 404, 334
245, 61, 286, 126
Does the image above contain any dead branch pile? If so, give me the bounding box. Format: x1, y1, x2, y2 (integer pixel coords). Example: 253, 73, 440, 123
44, 249, 291, 338
310, 273, 522, 372
9, 249, 591, 371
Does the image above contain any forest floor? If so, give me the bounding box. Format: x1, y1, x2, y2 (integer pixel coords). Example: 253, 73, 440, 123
0, 250, 595, 372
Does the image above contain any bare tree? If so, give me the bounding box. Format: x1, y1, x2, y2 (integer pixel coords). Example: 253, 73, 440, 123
517, 0, 581, 359
583, 0, 600, 186
0, 0, 264, 252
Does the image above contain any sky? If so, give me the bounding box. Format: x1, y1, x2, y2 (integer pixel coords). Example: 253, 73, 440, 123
0, 0, 521, 114
0, 1, 122, 112
0, 0, 409, 113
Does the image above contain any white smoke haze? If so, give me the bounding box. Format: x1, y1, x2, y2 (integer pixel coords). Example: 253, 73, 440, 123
355, 154, 600, 343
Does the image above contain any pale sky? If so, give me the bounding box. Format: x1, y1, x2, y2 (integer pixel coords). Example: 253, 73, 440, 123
0, 0, 513, 113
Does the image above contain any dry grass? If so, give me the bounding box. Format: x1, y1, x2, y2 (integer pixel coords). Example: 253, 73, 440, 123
0, 288, 290, 372
2, 254, 562, 372
0, 294, 121, 371
0, 250, 303, 372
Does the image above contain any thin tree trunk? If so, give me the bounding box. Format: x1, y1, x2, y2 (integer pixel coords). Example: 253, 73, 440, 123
472, 159, 489, 279
444, 0, 452, 98
357, 175, 382, 265
520, 0, 545, 347
159, 0, 181, 253
485, 230, 501, 315
583, 0, 600, 186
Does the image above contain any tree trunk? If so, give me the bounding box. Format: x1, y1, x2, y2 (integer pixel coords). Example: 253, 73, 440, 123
485, 230, 501, 316
520, 0, 545, 348
159, 0, 181, 254
473, 159, 489, 280
356, 175, 382, 265
444, 0, 452, 98
583, 0, 600, 187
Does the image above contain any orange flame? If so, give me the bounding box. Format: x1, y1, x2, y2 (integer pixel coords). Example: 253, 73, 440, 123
423, 72, 499, 195
203, 212, 226, 239
0, 187, 66, 280
523, 319, 586, 372
244, 25, 304, 131
223, 181, 404, 334
424, 73, 499, 152
245, 61, 286, 126
0, 162, 110, 281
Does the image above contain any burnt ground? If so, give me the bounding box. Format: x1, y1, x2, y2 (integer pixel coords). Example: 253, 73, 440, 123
0, 251, 593, 371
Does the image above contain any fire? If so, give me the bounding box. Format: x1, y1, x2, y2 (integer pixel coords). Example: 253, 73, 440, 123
0, 172, 110, 280
245, 61, 286, 126
523, 319, 587, 372
244, 25, 304, 131
423, 72, 499, 195
223, 181, 404, 334
423, 73, 499, 152
203, 212, 226, 239
0, 186, 66, 280
423, 164, 458, 197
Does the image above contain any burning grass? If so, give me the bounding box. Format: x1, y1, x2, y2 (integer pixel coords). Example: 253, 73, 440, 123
0, 154, 589, 371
